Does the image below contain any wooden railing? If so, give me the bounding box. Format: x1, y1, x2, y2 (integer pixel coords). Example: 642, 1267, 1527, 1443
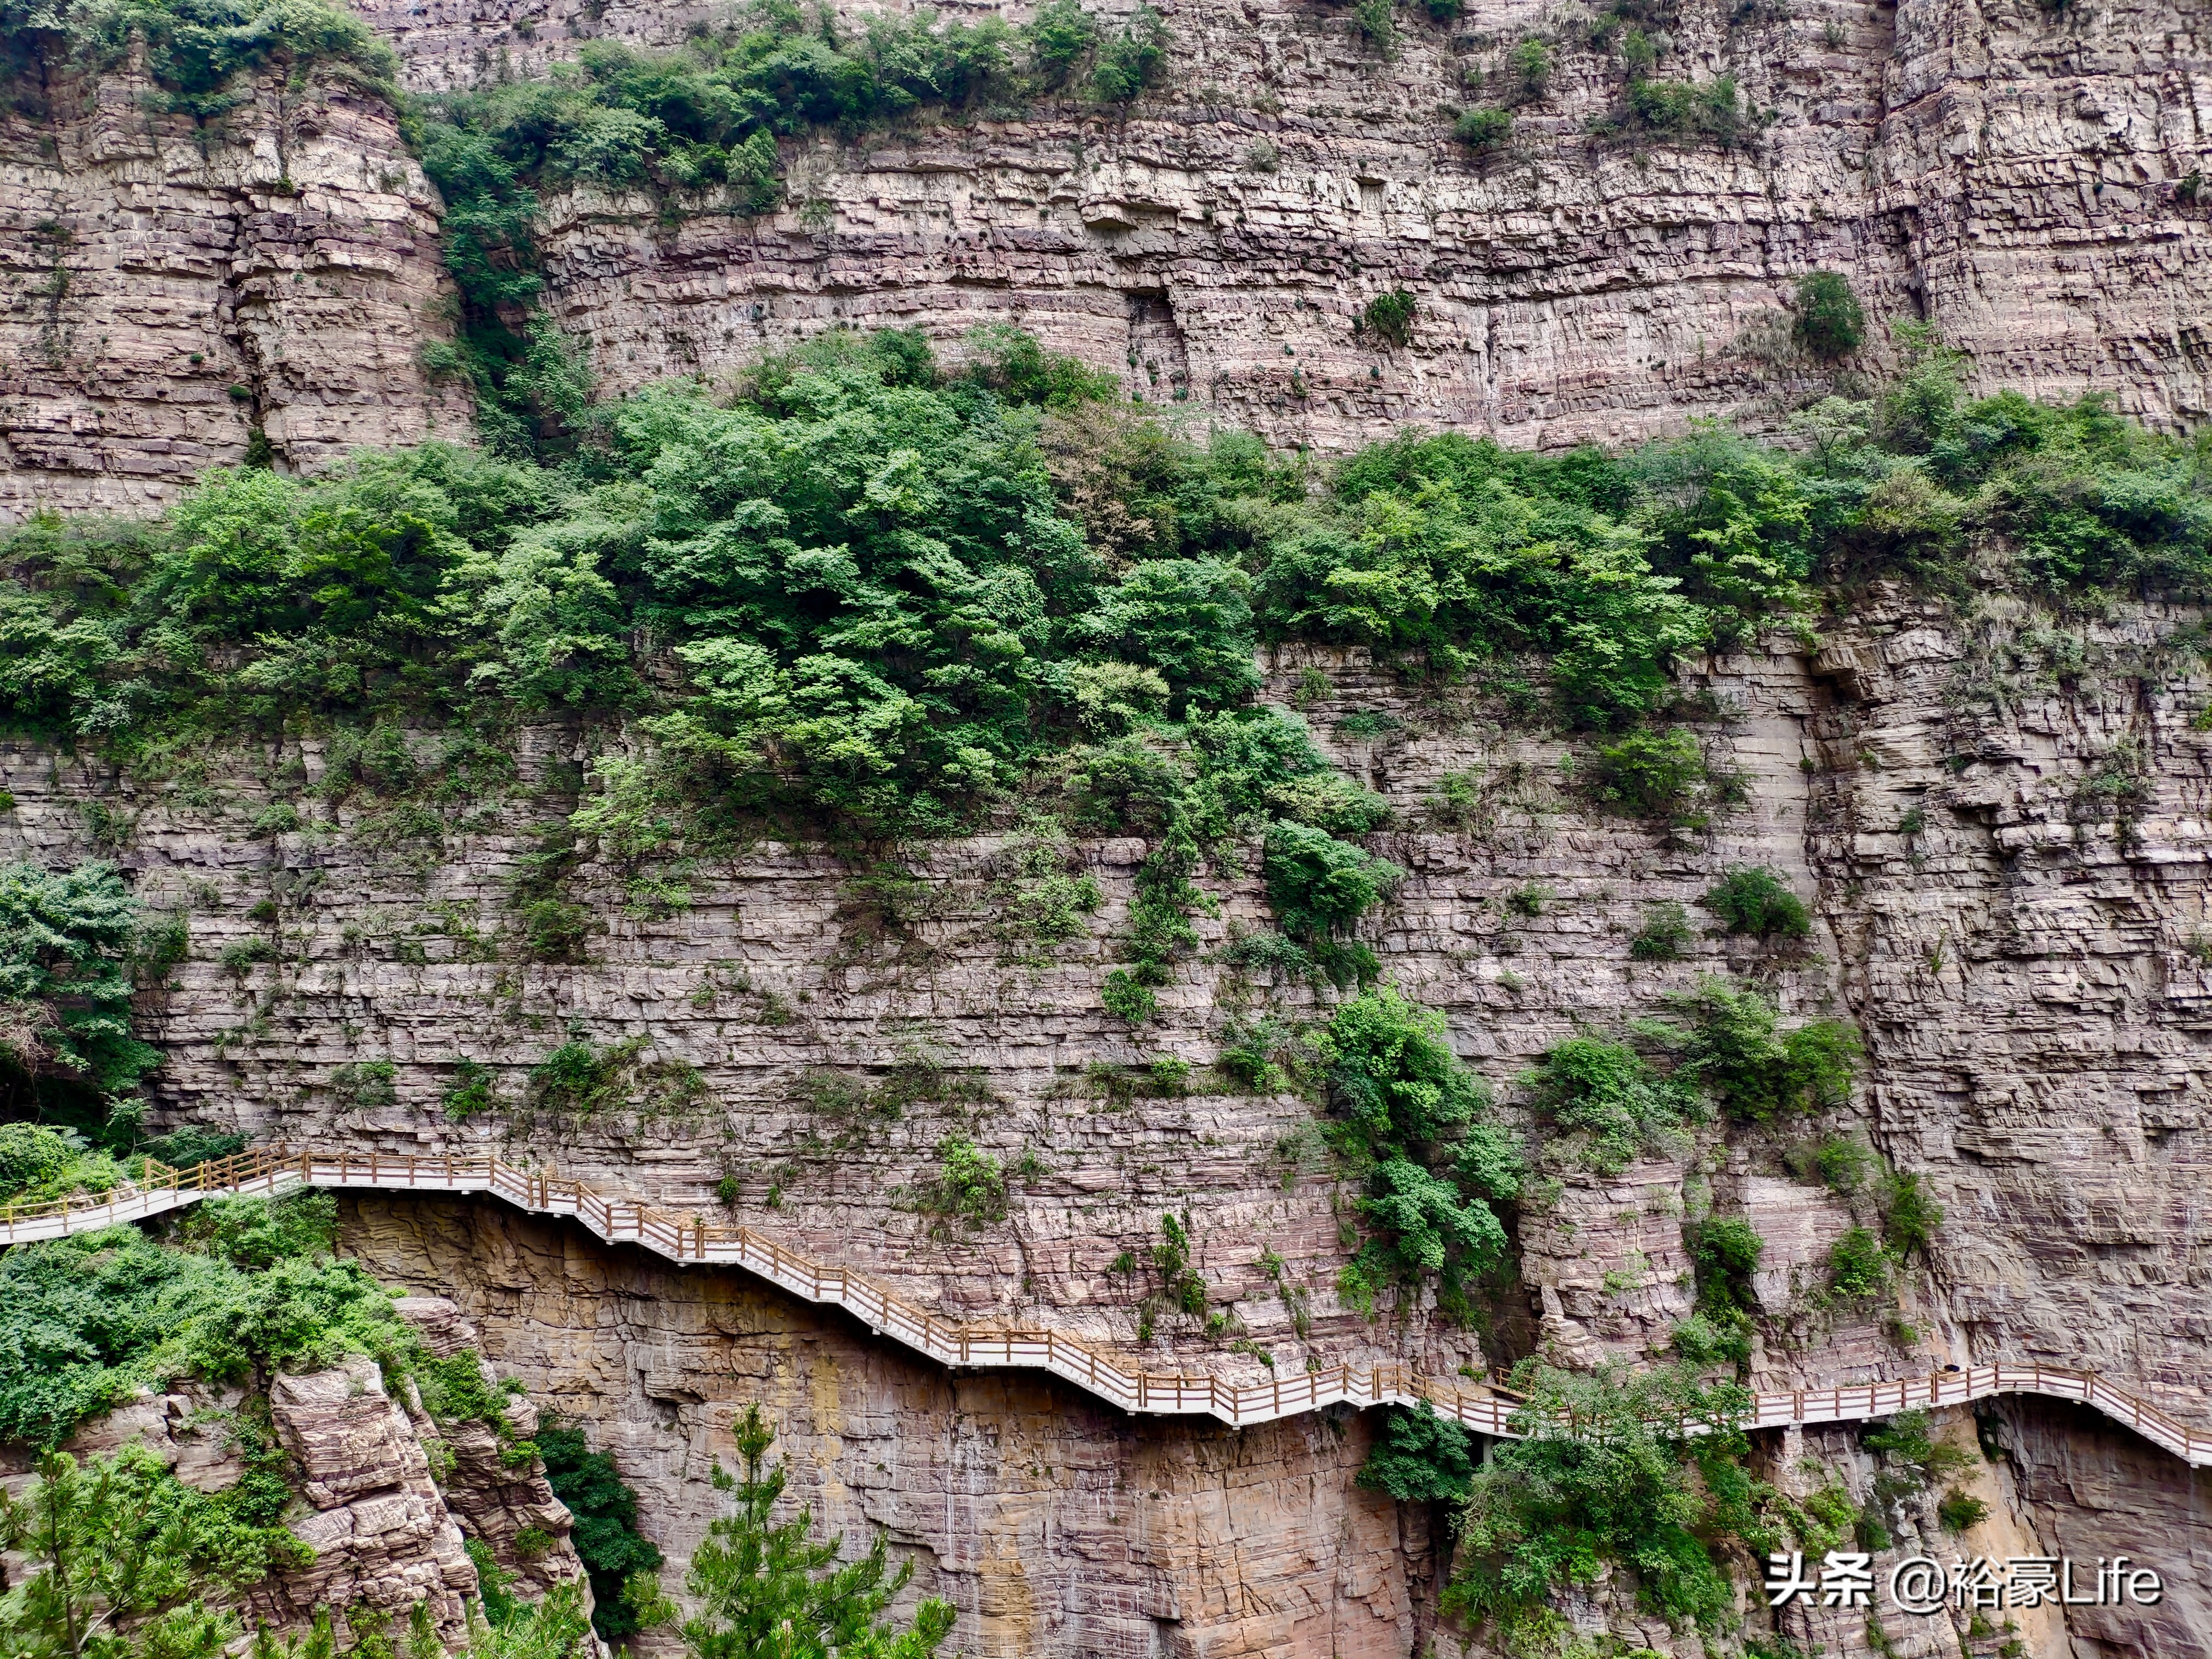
8, 1144, 2209, 1463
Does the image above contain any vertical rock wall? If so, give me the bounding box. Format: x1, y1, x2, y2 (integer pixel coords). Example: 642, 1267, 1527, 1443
358, 0, 2212, 452
4, 0, 2210, 507
341, 1192, 1441, 1659
0, 60, 469, 518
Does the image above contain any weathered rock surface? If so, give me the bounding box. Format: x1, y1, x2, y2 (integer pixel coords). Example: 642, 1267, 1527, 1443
267, 1358, 481, 1641
343, 1192, 1445, 1659
1995, 1397, 2212, 1659
396, 1294, 596, 1603
0, 1367, 492, 1647
3, 603, 2209, 1652
0, 60, 468, 518
7, 605, 2211, 1411
5, 0, 2210, 508
370, 0, 2211, 454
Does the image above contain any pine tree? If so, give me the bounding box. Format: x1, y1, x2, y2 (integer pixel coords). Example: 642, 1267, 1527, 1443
679, 1407, 955, 1659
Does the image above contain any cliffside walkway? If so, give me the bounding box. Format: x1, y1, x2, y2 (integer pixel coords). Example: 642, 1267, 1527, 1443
7, 1144, 2207, 1464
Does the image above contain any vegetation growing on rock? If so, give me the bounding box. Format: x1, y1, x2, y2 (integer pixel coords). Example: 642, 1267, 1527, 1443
0, 1192, 407, 1446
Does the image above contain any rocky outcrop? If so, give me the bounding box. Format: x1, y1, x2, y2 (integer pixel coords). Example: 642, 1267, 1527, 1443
374, 0, 2210, 453
396, 1294, 596, 1604
0, 59, 468, 519
1995, 1397, 2212, 1659
267, 1359, 481, 1643
0, 1369, 481, 1647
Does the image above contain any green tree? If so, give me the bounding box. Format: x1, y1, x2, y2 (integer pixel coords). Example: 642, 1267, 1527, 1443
1446, 1362, 1750, 1627
1793, 270, 1866, 360
1358, 1401, 1475, 1502
0, 1445, 309, 1659
1685, 1215, 1762, 1312
678, 1406, 956, 1659
0, 1205, 410, 1447
536, 1421, 665, 1642
1317, 986, 1482, 1153
1524, 1035, 1696, 1173
0, 861, 160, 1113
1666, 977, 1858, 1121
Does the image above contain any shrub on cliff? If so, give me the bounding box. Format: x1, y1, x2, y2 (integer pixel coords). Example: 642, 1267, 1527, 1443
1524, 1034, 1697, 1173
1685, 1214, 1763, 1313
7, 328, 2206, 849
0, 1195, 410, 1445
1, 0, 398, 117
1666, 976, 1859, 1120
1446, 1361, 1752, 1629
0, 860, 161, 1114
1254, 432, 1713, 727
1793, 270, 1866, 359
1452, 106, 1513, 149
1317, 988, 1520, 1313
1700, 864, 1812, 940
1358, 1401, 1476, 1502
537, 1419, 666, 1642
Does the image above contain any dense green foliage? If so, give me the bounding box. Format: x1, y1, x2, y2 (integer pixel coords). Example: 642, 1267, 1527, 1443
0, 1121, 131, 1206
1316, 988, 1516, 1316
1628, 899, 1690, 960
1359, 290, 1418, 349
1666, 977, 1858, 1121
672, 1404, 955, 1659
469, 1549, 599, 1659
1525, 1034, 1699, 1175
1527, 977, 1859, 1167
0, 0, 396, 119
0, 861, 160, 1117
1602, 74, 1745, 145
7, 332, 2205, 843
1357, 1401, 1475, 1503
1793, 270, 1866, 360
537, 1420, 666, 1641
0, 1193, 408, 1446
1879, 1169, 1944, 1256
1452, 105, 1511, 150
1446, 1362, 1754, 1629
1684, 1215, 1762, 1314
0, 1443, 312, 1659
1827, 1223, 1891, 1299
1700, 864, 1811, 940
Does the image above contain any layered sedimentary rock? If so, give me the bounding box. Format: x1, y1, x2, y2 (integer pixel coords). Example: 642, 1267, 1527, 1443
8, 602, 2211, 1419
396, 1294, 598, 1602
0, 59, 467, 518
266, 1359, 486, 1640
5, 589, 2212, 1653
0, 1367, 484, 1645
0, 637, 1839, 1392
5, 0, 2210, 510
342, 1190, 1442, 1659
371, 0, 2212, 453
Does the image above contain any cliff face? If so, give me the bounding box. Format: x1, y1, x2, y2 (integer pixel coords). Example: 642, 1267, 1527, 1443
4, 597, 2210, 1650
342, 1192, 1441, 1659
0, 59, 467, 518
4, 0, 2211, 1649
495, 0, 2211, 454
4, 0, 2210, 511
